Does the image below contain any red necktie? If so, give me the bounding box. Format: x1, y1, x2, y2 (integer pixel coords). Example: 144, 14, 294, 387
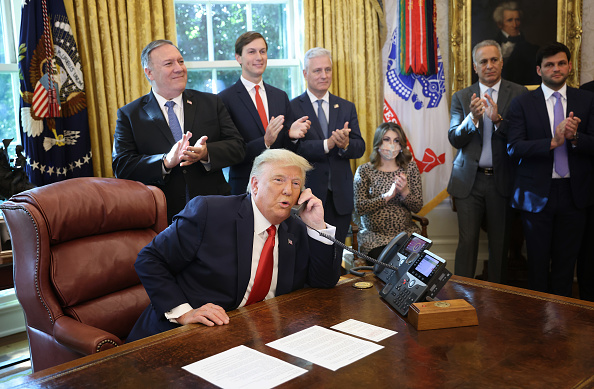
254, 85, 268, 130
246, 225, 276, 305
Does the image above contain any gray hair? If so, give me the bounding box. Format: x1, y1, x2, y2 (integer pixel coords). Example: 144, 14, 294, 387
472, 40, 503, 64
493, 1, 522, 25
247, 149, 313, 193
141, 39, 179, 81
304, 47, 332, 72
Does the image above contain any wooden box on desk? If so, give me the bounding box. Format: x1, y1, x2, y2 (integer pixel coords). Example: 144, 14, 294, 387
408, 299, 478, 330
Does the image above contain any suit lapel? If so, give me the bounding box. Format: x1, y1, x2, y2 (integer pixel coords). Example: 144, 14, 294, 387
497, 80, 513, 115
532, 88, 552, 138
300, 92, 325, 139
182, 90, 197, 138
235, 195, 255, 308
143, 91, 175, 145
235, 80, 266, 135
275, 221, 295, 295
328, 93, 339, 135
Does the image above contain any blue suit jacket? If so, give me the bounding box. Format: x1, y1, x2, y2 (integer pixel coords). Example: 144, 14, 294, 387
128, 194, 340, 341
290, 92, 365, 215
112, 89, 245, 222
507, 86, 594, 212
219, 80, 297, 194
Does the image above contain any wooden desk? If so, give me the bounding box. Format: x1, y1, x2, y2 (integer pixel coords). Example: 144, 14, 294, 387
12, 276, 594, 388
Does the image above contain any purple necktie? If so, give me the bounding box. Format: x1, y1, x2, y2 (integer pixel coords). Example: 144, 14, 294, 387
552, 92, 569, 177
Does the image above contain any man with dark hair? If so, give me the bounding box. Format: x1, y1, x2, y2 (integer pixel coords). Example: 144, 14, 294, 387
507, 42, 594, 296
492, 1, 540, 85
448, 40, 527, 283
113, 40, 245, 224
219, 31, 310, 195
127, 149, 340, 341
290, 47, 365, 245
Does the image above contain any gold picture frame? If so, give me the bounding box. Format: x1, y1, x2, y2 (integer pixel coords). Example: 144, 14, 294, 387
449, 0, 583, 94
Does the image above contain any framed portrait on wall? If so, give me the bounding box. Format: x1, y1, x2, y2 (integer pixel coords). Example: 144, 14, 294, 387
449, 0, 582, 93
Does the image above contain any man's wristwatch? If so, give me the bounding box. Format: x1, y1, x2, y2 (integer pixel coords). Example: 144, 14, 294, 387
493, 114, 503, 125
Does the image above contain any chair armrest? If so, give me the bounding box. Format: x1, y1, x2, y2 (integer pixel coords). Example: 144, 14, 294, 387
54, 316, 122, 355
412, 214, 429, 238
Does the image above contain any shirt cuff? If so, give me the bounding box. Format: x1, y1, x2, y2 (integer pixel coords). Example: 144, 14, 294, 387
323, 139, 329, 154
164, 303, 193, 323
307, 223, 336, 245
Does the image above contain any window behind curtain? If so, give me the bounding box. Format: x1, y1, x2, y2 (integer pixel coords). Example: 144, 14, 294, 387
0, 0, 22, 159
174, 0, 304, 99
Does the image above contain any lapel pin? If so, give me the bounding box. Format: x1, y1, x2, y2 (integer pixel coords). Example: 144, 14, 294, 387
288, 239, 293, 245
187, 100, 192, 105
334, 104, 339, 108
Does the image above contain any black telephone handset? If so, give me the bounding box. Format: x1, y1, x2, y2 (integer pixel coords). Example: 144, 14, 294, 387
291, 200, 308, 218
373, 232, 408, 281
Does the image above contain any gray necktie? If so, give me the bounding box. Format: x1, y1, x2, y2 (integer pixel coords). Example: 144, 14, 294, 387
478, 88, 493, 168
317, 99, 328, 138
553, 92, 569, 177
165, 100, 183, 142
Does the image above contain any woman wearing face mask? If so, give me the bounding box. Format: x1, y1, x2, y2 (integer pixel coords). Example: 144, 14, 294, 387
353, 122, 423, 259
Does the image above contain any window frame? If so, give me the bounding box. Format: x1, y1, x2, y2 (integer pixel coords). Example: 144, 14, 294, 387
175, 0, 305, 97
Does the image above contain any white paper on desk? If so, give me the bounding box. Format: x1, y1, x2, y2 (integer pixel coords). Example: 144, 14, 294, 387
266, 325, 384, 371
182, 345, 307, 389
331, 319, 397, 342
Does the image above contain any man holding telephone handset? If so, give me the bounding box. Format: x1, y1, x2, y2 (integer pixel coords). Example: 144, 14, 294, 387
128, 149, 340, 342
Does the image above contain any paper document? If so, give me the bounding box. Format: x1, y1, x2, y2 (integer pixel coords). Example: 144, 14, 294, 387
182, 345, 307, 389
331, 319, 397, 342
266, 325, 384, 371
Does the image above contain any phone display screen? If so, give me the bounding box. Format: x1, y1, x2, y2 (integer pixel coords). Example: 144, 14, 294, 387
400, 235, 431, 256
409, 252, 443, 283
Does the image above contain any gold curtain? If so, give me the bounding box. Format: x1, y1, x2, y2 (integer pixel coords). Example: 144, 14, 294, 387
303, 0, 385, 169
63, 0, 177, 178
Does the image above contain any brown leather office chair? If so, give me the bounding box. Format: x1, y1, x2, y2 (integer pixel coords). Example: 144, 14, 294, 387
0, 177, 167, 372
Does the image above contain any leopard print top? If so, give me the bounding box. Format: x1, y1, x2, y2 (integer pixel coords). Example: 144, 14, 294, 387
353, 161, 423, 255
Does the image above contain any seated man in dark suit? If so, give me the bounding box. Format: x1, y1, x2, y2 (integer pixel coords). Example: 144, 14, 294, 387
128, 149, 341, 341
219, 31, 310, 195
113, 40, 245, 224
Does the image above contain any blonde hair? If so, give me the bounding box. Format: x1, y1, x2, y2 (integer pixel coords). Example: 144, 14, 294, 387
247, 149, 313, 193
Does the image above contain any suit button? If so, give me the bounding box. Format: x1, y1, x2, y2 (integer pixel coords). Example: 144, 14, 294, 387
183, 169, 187, 174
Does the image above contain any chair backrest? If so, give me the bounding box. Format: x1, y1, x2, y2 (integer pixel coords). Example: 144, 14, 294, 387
1, 177, 167, 371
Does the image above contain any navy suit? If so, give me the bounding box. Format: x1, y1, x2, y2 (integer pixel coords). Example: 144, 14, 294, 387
219, 80, 297, 195
128, 194, 340, 341
507, 86, 594, 295
113, 90, 245, 223
290, 92, 365, 244
578, 81, 594, 301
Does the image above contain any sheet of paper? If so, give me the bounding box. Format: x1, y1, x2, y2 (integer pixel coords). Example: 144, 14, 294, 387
266, 325, 384, 371
331, 319, 397, 342
182, 345, 307, 389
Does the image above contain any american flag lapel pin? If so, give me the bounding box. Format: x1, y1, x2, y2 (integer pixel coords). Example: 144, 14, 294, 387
288, 239, 293, 245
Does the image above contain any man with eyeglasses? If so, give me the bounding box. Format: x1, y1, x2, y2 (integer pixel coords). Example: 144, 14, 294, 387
447, 40, 527, 284
290, 47, 365, 247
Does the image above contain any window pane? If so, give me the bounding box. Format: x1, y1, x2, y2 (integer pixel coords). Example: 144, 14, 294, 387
0, 16, 5, 63
176, 4, 208, 61
187, 69, 213, 93
265, 67, 295, 98
252, 4, 288, 59
0, 73, 17, 156
212, 4, 246, 60
216, 69, 242, 92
